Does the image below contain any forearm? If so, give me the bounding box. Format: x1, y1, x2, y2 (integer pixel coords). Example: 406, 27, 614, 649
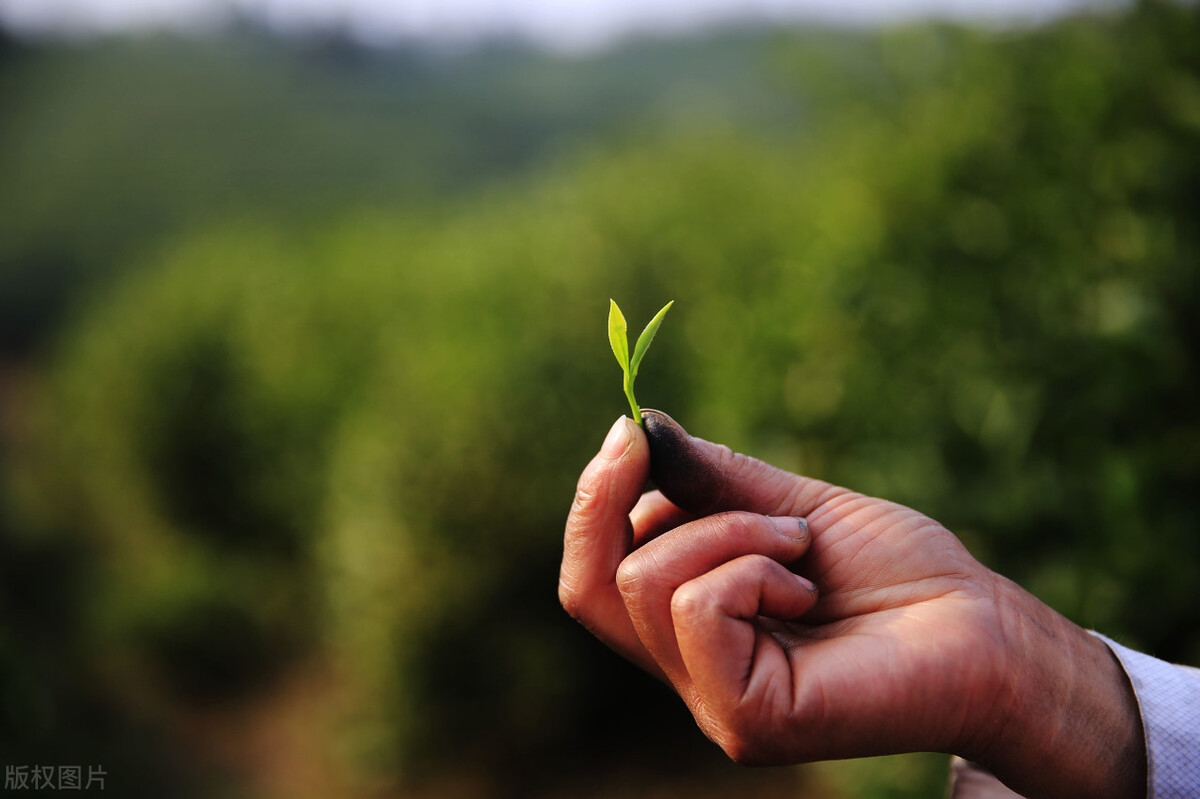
972, 574, 1146, 799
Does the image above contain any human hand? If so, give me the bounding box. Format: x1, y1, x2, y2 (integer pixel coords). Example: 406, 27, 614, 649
559, 412, 1144, 799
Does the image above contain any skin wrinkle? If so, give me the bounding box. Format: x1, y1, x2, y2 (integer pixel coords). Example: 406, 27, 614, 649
805, 489, 871, 528
822, 493, 881, 526
738, 621, 759, 706
615, 543, 659, 596
735, 637, 788, 761
1052, 626, 1106, 779
739, 559, 777, 710
717, 448, 796, 520
980, 582, 1056, 783
755, 643, 791, 718
790, 651, 831, 754
771, 477, 818, 519
708, 443, 755, 509
809, 514, 976, 620
560, 495, 632, 603
567, 471, 605, 528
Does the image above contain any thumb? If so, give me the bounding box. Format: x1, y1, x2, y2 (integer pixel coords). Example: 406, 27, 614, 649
641, 409, 844, 518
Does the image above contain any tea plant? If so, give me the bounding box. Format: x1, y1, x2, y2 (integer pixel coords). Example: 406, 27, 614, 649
608, 299, 673, 425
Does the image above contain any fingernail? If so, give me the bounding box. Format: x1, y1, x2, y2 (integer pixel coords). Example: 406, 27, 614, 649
771, 516, 809, 541
601, 416, 633, 459
793, 572, 817, 592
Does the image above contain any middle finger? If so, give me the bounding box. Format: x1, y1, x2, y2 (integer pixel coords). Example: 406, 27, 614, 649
614, 511, 812, 696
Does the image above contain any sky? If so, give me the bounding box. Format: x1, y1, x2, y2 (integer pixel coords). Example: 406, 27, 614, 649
0, 0, 1123, 50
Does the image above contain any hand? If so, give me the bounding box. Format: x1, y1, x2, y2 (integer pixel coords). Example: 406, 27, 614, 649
559, 412, 1145, 799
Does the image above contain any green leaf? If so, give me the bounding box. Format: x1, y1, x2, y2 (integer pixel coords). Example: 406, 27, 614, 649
630, 300, 674, 378
608, 299, 673, 424
608, 299, 629, 372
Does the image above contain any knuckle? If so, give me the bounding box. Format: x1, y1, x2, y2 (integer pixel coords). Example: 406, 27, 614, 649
714, 445, 767, 486
709, 442, 739, 470
746, 554, 783, 585
557, 579, 583, 619
569, 471, 605, 519
702, 510, 760, 539
614, 556, 647, 601
670, 580, 715, 623
699, 511, 786, 552
558, 570, 604, 627
716, 447, 757, 483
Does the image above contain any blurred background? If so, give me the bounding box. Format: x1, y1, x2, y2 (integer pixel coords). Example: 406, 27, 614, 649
1, 0, 1198, 796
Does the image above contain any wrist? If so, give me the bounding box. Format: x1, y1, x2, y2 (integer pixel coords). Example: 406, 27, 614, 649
970, 574, 1146, 799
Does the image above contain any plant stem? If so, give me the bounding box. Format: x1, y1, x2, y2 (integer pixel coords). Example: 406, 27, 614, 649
624, 373, 640, 424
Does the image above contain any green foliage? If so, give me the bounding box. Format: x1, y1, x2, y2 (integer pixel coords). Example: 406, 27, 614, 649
0, 26, 797, 357
609, 299, 674, 422
4, 2, 1200, 797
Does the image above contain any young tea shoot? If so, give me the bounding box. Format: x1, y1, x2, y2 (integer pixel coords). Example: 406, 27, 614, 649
608, 299, 674, 425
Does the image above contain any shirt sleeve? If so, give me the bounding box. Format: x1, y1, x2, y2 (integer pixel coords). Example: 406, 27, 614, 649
1092, 632, 1200, 799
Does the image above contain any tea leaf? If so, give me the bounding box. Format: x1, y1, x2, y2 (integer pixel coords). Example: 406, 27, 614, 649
608, 299, 629, 371
630, 300, 674, 378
